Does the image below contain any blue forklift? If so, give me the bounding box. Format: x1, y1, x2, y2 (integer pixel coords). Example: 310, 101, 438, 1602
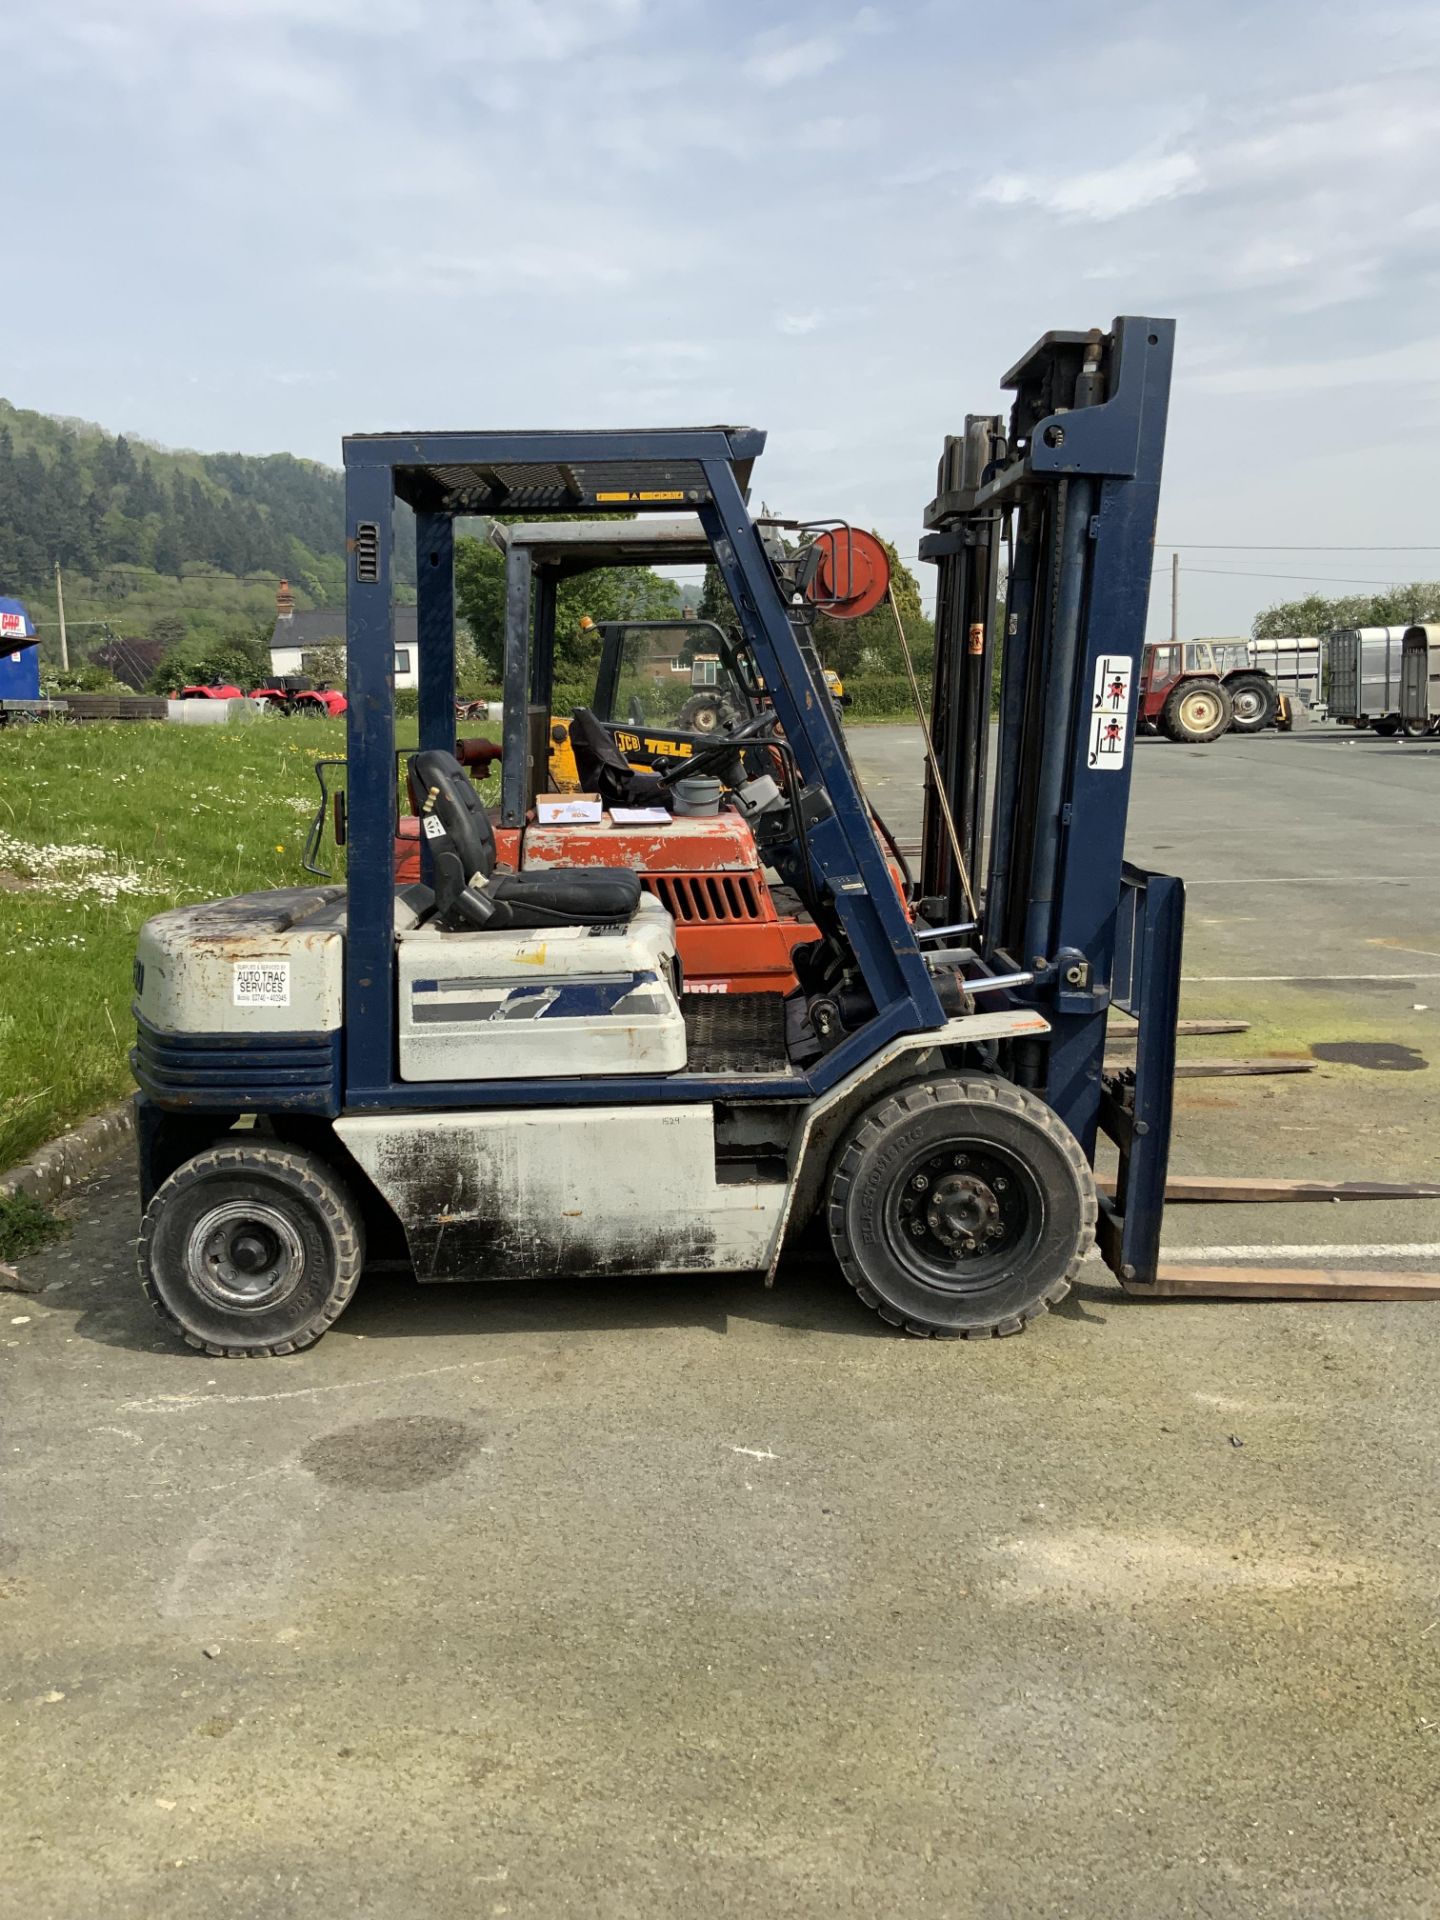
131, 317, 1184, 1356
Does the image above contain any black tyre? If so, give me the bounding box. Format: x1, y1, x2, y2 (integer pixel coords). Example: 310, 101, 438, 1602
139, 1143, 365, 1357
1226, 673, 1276, 733
827, 1075, 1096, 1338
677, 694, 723, 735
1402, 717, 1431, 738
1373, 717, 1399, 737
1161, 679, 1232, 743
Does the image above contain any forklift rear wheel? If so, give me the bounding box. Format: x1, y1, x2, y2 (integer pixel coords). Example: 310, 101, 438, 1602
826, 1075, 1096, 1338
139, 1143, 365, 1358
1161, 681, 1232, 743
1225, 673, 1276, 733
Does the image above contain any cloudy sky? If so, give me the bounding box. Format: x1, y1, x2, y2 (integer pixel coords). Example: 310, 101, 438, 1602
2, 0, 1437, 634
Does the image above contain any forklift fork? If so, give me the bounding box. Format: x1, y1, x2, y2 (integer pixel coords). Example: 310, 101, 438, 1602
1095, 863, 1184, 1288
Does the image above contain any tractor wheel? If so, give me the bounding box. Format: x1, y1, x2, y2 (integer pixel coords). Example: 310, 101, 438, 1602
826, 1075, 1096, 1339
677, 694, 723, 735
1373, 717, 1399, 737
1161, 679, 1233, 743
139, 1143, 365, 1358
1226, 673, 1276, 733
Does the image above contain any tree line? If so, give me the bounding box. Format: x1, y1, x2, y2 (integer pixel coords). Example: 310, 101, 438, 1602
1252, 584, 1440, 639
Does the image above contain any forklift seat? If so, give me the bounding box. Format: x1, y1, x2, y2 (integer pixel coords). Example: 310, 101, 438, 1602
567, 708, 671, 809
409, 750, 643, 931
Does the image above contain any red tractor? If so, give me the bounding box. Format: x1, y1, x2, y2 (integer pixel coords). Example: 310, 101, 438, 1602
1138, 641, 1278, 743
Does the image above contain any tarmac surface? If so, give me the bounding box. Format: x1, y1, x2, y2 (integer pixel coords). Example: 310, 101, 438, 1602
4, 723, 1439, 1918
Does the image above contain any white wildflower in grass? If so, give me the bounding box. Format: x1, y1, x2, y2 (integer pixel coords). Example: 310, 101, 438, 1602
0, 831, 165, 901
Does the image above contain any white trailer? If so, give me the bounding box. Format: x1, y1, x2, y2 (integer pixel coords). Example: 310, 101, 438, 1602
1400, 624, 1440, 737
1326, 626, 1410, 732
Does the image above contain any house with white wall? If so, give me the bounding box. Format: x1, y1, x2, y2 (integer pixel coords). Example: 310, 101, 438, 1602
268, 580, 421, 690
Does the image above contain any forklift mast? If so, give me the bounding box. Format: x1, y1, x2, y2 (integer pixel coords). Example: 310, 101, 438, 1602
921, 317, 1181, 1287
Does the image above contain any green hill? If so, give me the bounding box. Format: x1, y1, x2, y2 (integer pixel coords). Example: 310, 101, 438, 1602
0, 400, 413, 664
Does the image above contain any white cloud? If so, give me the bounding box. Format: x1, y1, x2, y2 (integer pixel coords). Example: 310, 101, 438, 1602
744, 31, 841, 88
361, 245, 632, 295
1191, 335, 1440, 397
776, 312, 822, 336
976, 150, 1203, 221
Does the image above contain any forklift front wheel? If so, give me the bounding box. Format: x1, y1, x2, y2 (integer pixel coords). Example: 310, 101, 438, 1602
139, 1143, 366, 1358
826, 1076, 1096, 1339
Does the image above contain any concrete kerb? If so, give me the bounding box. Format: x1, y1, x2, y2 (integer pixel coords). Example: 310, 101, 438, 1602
0, 1101, 135, 1210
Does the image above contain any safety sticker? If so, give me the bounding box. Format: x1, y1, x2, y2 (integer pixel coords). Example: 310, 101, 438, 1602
595, 489, 687, 504
233, 960, 291, 1008
422, 814, 445, 839
1087, 653, 1133, 772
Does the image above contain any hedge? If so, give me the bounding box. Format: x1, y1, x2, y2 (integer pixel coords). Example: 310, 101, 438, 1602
842, 676, 927, 719
393, 678, 925, 723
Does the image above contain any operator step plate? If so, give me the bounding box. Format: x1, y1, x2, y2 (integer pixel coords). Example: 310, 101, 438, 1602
681, 992, 790, 1075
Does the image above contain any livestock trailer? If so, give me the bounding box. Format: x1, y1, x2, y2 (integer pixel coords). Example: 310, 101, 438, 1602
1326, 626, 1409, 732
1248, 636, 1322, 712
1400, 624, 1440, 736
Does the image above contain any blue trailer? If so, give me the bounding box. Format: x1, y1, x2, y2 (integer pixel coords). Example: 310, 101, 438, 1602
0, 598, 40, 703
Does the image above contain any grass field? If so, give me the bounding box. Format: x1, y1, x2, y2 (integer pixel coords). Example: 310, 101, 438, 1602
0, 715, 369, 1172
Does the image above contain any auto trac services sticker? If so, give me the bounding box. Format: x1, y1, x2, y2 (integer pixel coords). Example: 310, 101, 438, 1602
233, 960, 291, 1007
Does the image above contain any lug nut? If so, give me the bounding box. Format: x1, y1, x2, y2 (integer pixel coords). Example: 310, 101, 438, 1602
994, 1177, 1008, 1192
912, 1174, 929, 1192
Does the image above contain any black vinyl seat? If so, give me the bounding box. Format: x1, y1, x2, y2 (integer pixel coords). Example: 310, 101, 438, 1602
409, 750, 642, 931
567, 707, 671, 808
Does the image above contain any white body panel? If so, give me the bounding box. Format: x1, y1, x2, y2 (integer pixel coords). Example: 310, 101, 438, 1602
395, 895, 685, 1081
135, 887, 428, 1036
135, 887, 348, 1035
335, 1010, 1052, 1286
335, 1105, 786, 1281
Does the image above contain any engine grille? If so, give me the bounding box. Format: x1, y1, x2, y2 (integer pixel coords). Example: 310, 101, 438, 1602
642, 871, 767, 923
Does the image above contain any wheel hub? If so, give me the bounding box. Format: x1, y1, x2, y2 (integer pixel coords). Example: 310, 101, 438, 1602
894, 1148, 1027, 1277
185, 1201, 305, 1311
924, 1173, 1001, 1251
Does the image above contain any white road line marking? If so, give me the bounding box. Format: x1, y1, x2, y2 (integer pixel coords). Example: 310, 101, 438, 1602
731, 1445, 779, 1461
1162, 1243, 1440, 1261
1177, 875, 1426, 886
119, 1358, 486, 1414
1181, 972, 1440, 983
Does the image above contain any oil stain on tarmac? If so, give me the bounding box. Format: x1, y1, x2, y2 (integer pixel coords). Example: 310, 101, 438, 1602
1310, 1039, 1428, 1072
302, 1415, 487, 1491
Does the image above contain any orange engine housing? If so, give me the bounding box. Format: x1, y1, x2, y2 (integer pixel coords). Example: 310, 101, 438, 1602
395, 812, 813, 993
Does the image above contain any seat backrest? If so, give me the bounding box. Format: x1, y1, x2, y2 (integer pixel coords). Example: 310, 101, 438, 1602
567, 707, 636, 802
410, 749, 497, 888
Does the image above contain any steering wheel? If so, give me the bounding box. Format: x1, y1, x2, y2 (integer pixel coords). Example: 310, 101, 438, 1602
657, 708, 782, 786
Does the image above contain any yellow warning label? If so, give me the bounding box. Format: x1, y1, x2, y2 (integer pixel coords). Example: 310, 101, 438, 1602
594, 489, 687, 503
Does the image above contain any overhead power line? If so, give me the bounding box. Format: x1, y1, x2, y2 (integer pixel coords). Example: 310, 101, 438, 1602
1152, 543, 1440, 552
1151, 564, 1419, 588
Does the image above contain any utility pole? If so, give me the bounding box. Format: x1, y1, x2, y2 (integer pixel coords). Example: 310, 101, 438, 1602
1170, 551, 1179, 646
54, 561, 69, 670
